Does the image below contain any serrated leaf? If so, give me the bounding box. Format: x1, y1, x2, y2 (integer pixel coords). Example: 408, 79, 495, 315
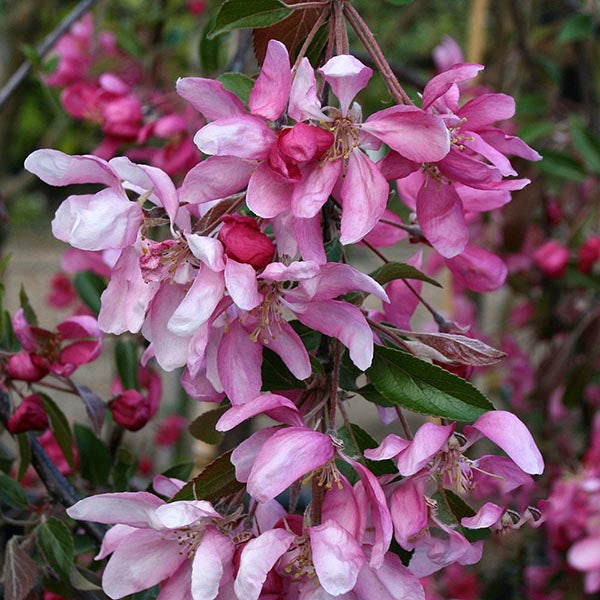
115, 340, 139, 391
188, 407, 228, 445
370, 262, 441, 288
74, 271, 106, 315
171, 450, 243, 502
73, 424, 110, 486
3, 537, 38, 600
211, 0, 293, 37
16, 433, 31, 481
37, 517, 74, 580
218, 72, 254, 105
398, 331, 506, 366
74, 383, 105, 433
262, 347, 307, 390
39, 394, 75, 470
0, 471, 28, 508
19, 285, 38, 326
367, 346, 494, 422
569, 115, 600, 174
558, 13, 594, 43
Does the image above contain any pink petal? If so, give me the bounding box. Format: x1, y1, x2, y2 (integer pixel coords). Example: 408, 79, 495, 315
262, 320, 312, 380
295, 299, 373, 371
364, 434, 411, 461
455, 183, 510, 212
463, 131, 516, 176
261, 260, 320, 282
382, 251, 423, 330
339, 150, 388, 245
416, 181, 467, 258
12, 309, 38, 351
191, 527, 235, 600
168, 266, 224, 335
176, 77, 246, 120
185, 234, 225, 271
157, 561, 194, 600
52, 190, 142, 251
395, 169, 425, 211
234, 529, 296, 600
465, 410, 544, 475
25, 149, 121, 189
246, 163, 293, 218
249, 40, 291, 121
156, 501, 220, 529
224, 259, 262, 310
568, 536, 600, 571
216, 393, 304, 431
461, 502, 504, 529
390, 478, 428, 550
102, 528, 185, 599
152, 475, 186, 498
363, 107, 450, 163
247, 427, 334, 503
318, 55, 372, 116
180, 156, 253, 205
295, 214, 327, 264
231, 428, 279, 483
95, 524, 136, 560
445, 244, 507, 292
457, 93, 515, 129
66, 491, 164, 528
396, 422, 456, 476
438, 150, 502, 188
377, 152, 420, 181
322, 475, 363, 540
422, 63, 484, 109
310, 520, 365, 595
289, 58, 327, 122
471, 455, 533, 494
354, 552, 425, 600
98, 246, 154, 335
217, 319, 262, 405
479, 129, 542, 161
291, 160, 342, 219
194, 116, 276, 160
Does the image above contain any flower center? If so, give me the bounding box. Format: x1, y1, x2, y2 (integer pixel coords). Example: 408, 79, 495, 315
247, 285, 286, 344
140, 237, 191, 283
322, 110, 361, 165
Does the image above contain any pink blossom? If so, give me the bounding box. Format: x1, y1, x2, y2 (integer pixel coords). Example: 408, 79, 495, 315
534, 240, 570, 278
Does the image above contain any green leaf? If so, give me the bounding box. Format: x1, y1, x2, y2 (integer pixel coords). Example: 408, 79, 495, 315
161, 462, 194, 482
325, 237, 343, 262
189, 407, 228, 445
385, 0, 414, 4
19, 285, 38, 326
200, 15, 224, 72
538, 150, 587, 182
39, 394, 75, 470
433, 489, 489, 543
367, 346, 494, 421
74, 271, 106, 315
218, 72, 254, 105
339, 350, 362, 391
370, 262, 442, 288
3, 537, 38, 600
0, 253, 11, 279
0, 472, 28, 508
112, 446, 138, 492
42, 54, 59, 75
171, 450, 244, 503
115, 340, 140, 391
357, 383, 392, 407
16, 434, 31, 481
558, 13, 594, 43
73, 534, 97, 555
262, 347, 307, 390
211, 0, 293, 37
73, 424, 110, 486
569, 115, 600, 174
70, 566, 102, 591
518, 121, 555, 145
37, 517, 74, 580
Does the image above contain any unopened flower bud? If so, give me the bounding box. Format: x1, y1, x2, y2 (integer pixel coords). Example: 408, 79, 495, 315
534, 241, 569, 278
6, 352, 49, 382
7, 394, 49, 434
110, 390, 150, 431
578, 236, 600, 274
218, 215, 275, 269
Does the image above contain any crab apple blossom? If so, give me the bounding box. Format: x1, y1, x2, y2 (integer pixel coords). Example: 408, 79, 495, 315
7, 394, 49, 434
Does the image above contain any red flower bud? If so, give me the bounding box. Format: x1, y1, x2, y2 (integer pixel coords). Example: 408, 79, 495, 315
155, 415, 187, 446
7, 394, 49, 434
218, 215, 275, 269
6, 352, 49, 382
110, 390, 151, 431
578, 236, 600, 274
534, 241, 569, 278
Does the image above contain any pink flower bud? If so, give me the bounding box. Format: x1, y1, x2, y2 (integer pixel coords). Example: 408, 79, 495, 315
578, 236, 600, 274
534, 241, 569, 278
188, 0, 206, 15
6, 352, 49, 382
218, 215, 275, 269
7, 394, 49, 434
110, 390, 151, 431
155, 415, 187, 446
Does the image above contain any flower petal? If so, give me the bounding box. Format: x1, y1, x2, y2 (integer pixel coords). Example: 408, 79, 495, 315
246, 163, 293, 218
318, 55, 372, 116
176, 77, 246, 120
191, 527, 235, 600
289, 58, 327, 122
291, 160, 342, 219
249, 40, 291, 121
422, 63, 484, 109
396, 422, 456, 476
457, 93, 515, 129
224, 259, 263, 310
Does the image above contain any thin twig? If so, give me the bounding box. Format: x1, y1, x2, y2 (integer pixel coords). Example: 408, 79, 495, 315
293, 7, 330, 71
0, 0, 100, 111
328, 341, 342, 426
394, 407, 413, 440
